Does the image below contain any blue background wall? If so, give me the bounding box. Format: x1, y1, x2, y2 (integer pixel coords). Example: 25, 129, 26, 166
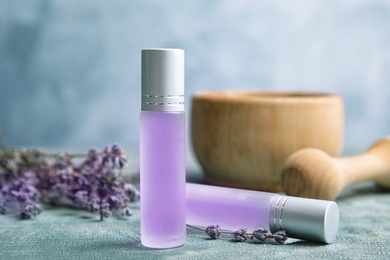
1, 0, 389, 154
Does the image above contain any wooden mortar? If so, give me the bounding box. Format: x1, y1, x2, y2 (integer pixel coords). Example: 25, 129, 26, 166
191, 91, 344, 192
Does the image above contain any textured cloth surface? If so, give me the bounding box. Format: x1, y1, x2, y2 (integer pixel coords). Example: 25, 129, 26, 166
1, 179, 390, 259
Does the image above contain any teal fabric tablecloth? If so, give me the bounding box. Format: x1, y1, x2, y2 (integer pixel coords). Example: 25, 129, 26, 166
1, 172, 390, 259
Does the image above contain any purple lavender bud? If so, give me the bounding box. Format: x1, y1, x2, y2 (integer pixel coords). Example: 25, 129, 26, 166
54, 154, 72, 168
233, 228, 249, 242
74, 190, 88, 206
100, 202, 112, 220
11, 189, 20, 197
54, 183, 68, 195
23, 171, 38, 184
16, 193, 29, 204
205, 224, 222, 239
88, 201, 100, 214
272, 230, 287, 244
101, 144, 128, 169
110, 195, 119, 204
25, 184, 39, 200
32, 204, 42, 216
253, 227, 269, 243
20, 201, 41, 219
23, 203, 35, 214
122, 207, 132, 216
124, 183, 140, 202
101, 208, 111, 218
111, 144, 127, 169
20, 211, 31, 219
109, 192, 126, 209
87, 148, 100, 161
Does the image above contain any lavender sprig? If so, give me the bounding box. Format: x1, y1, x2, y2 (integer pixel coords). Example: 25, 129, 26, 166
0, 144, 139, 220
187, 224, 288, 244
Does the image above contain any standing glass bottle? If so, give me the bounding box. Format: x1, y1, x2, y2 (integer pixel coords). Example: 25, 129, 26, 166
140, 48, 186, 248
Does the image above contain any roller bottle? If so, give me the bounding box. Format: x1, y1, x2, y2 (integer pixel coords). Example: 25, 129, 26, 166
187, 183, 339, 243
140, 48, 186, 248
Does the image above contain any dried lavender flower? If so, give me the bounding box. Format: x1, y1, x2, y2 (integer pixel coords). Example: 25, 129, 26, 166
205, 224, 222, 239
74, 190, 89, 206
20, 202, 42, 219
88, 198, 100, 214
272, 230, 288, 244
102, 144, 127, 169
233, 228, 251, 242
187, 224, 288, 245
253, 227, 269, 243
100, 201, 112, 220
124, 183, 140, 202
122, 207, 132, 217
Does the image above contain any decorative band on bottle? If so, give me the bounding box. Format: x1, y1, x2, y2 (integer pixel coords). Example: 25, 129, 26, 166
270, 196, 289, 232
141, 102, 185, 106
141, 95, 184, 111
142, 95, 184, 98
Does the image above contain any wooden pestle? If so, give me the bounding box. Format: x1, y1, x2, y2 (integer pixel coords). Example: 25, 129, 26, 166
281, 137, 390, 200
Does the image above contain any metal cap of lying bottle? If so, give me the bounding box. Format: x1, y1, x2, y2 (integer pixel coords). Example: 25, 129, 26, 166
141, 48, 184, 112
269, 196, 339, 243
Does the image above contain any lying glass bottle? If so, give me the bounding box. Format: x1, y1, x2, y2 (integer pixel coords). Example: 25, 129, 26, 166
186, 183, 339, 243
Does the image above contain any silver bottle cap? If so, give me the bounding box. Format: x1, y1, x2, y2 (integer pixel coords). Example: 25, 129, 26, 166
141, 48, 184, 112
270, 196, 339, 243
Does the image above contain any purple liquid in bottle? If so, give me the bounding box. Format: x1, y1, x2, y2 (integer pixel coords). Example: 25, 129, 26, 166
140, 111, 186, 248
186, 183, 274, 231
